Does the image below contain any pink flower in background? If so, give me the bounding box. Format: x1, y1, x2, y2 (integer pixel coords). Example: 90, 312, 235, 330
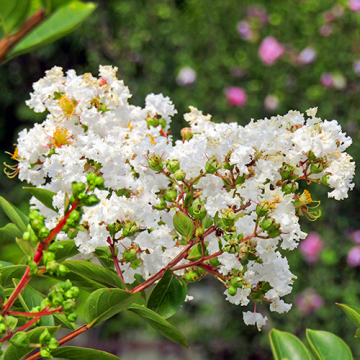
225, 87, 247, 107
237, 21, 254, 41
349, 0, 360, 12
347, 246, 360, 266
296, 288, 324, 316
353, 60, 360, 75
176, 67, 196, 86
299, 232, 323, 263
320, 24, 333, 37
258, 37, 284, 66
264, 94, 279, 111
321, 73, 333, 88
351, 230, 360, 244
247, 6, 269, 25
298, 47, 317, 65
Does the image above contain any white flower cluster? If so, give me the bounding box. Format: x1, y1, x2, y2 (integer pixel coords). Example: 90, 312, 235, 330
13, 66, 355, 329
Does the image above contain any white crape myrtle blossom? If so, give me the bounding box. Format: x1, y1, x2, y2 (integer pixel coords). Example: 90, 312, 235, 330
11, 66, 355, 330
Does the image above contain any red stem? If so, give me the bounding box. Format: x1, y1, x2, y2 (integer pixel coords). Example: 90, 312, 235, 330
109, 244, 127, 290
8, 307, 62, 317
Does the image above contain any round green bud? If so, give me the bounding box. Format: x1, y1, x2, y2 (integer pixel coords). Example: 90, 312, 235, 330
184, 270, 198, 282
227, 286, 237, 296
267, 228, 282, 238
43, 251, 56, 265
123, 248, 137, 262
222, 209, 236, 227
40, 348, 51, 358
46, 260, 58, 275
31, 218, 44, 231
166, 159, 180, 174
86, 172, 98, 184
310, 162, 324, 174
40, 329, 52, 345
77, 192, 87, 201
197, 266, 204, 275
256, 203, 269, 217
69, 210, 81, 222
195, 227, 204, 239
70, 286, 80, 298
29, 210, 40, 220
148, 154, 163, 172
84, 194, 100, 206
0, 323, 6, 334
23, 232, 30, 241
62, 299, 76, 312
205, 156, 222, 174
259, 217, 275, 230
159, 118, 166, 130
10, 331, 30, 348
163, 189, 177, 202
322, 174, 330, 186
154, 198, 166, 210
282, 182, 297, 195
66, 312, 77, 322
174, 169, 186, 181
38, 226, 50, 239
231, 277, 243, 288
28, 258, 38, 276
191, 201, 207, 221
95, 176, 105, 188
180, 127, 193, 141
57, 264, 70, 277
146, 116, 159, 128
48, 337, 59, 350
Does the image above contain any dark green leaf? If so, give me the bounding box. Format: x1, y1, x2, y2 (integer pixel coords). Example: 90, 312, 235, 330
84, 288, 140, 327
306, 329, 353, 360
8, 1, 96, 59
51, 346, 123, 359
63, 260, 125, 290
53, 240, 79, 262
4, 326, 59, 360
0, 197, 28, 233
128, 303, 188, 348
0, 260, 14, 268
147, 268, 187, 319
173, 211, 194, 240
0, 0, 30, 36
24, 187, 58, 213
337, 303, 360, 330
269, 329, 314, 360
1, 265, 27, 287
187, 243, 203, 261
16, 238, 35, 257
0, 223, 23, 242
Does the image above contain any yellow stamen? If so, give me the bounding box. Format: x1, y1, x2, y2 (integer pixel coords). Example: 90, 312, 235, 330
49, 127, 72, 148
146, 134, 157, 146
299, 189, 312, 204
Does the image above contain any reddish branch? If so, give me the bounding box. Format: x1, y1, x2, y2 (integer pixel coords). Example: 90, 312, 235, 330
0, 9, 46, 63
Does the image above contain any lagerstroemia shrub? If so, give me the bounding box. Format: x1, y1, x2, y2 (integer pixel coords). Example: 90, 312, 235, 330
0, 66, 355, 358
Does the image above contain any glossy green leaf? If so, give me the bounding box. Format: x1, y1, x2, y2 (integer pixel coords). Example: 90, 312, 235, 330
147, 268, 187, 319
0, 223, 23, 242
49, 0, 73, 11
13, 280, 55, 326
306, 329, 353, 360
51, 346, 123, 359
63, 260, 126, 290
173, 211, 194, 240
24, 187, 58, 213
16, 238, 35, 257
0, 0, 30, 37
53, 240, 79, 262
1, 265, 27, 287
4, 326, 59, 360
269, 329, 314, 360
0, 197, 28, 233
8, 1, 96, 59
0, 260, 14, 268
337, 303, 360, 330
128, 303, 188, 348
84, 288, 140, 327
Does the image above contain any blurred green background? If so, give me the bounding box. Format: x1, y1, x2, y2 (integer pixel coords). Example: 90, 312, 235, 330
1, 0, 360, 359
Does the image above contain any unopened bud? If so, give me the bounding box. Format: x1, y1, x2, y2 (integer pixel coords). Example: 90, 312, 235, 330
205, 156, 222, 174
166, 159, 180, 174
180, 127, 193, 141
148, 154, 163, 172
174, 169, 186, 181
256, 203, 269, 217
163, 189, 177, 202
310, 161, 324, 174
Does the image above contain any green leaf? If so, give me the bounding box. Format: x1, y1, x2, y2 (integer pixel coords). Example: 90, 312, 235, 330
53, 240, 79, 262
63, 260, 126, 290
13, 280, 55, 327
51, 346, 123, 359
4, 326, 59, 360
24, 187, 58, 213
16, 238, 35, 257
173, 211, 194, 240
337, 303, 360, 331
0, 0, 30, 36
306, 329, 353, 360
0, 223, 23, 242
0, 197, 28, 233
147, 268, 187, 319
84, 288, 140, 327
187, 243, 203, 261
269, 329, 314, 360
53, 313, 77, 330
0, 265, 27, 287
128, 303, 188, 348
8, 1, 96, 59
0, 260, 14, 268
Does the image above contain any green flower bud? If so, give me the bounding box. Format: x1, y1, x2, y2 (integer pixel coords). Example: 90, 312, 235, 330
227, 286, 237, 296
29, 210, 40, 221
154, 198, 166, 210
148, 154, 163, 172
62, 299, 76, 312
48, 337, 59, 350
31, 218, 44, 231
310, 161, 324, 174
70, 286, 80, 298
163, 189, 177, 202
221, 209, 236, 227
166, 159, 180, 174
184, 270, 198, 282
123, 248, 137, 262
209, 257, 220, 267
95, 176, 105, 188
180, 127, 193, 141
159, 118, 166, 130
174, 169, 186, 181
43, 251, 56, 265
77, 192, 87, 201
256, 202, 269, 217
280, 164, 295, 180
123, 222, 137, 237
259, 217, 275, 230
282, 182, 297, 195
40, 329, 52, 345
231, 277, 243, 288
57, 264, 70, 277
46, 260, 58, 275
267, 228, 282, 238
58, 280, 72, 292
40, 348, 52, 358
84, 194, 100, 206
23, 232, 30, 241
66, 312, 77, 322
322, 174, 330, 186
146, 115, 159, 128
28, 258, 38, 276
86, 173, 98, 185
190, 199, 207, 220
69, 210, 81, 222
195, 227, 204, 239
205, 156, 222, 174
0, 323, 6, 334
10, 331, 30, 348
38, 226, 50, 239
